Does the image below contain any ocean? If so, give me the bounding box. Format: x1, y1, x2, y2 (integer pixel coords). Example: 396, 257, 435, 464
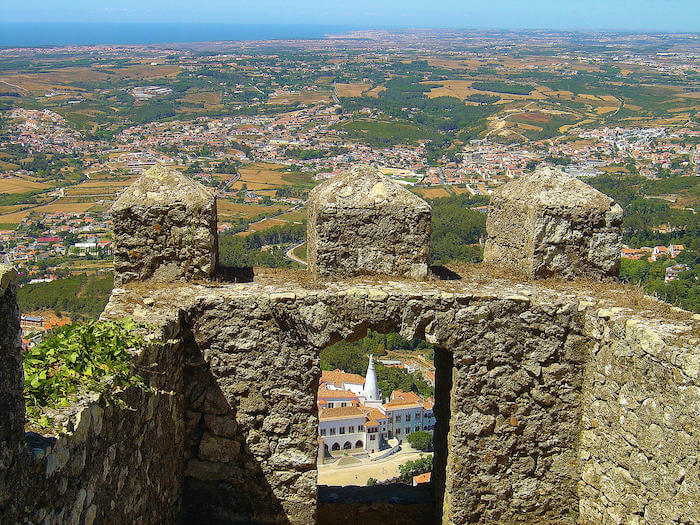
0, 23, 364, 47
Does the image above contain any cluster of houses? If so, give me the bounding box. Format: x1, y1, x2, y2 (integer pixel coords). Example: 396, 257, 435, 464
621, 244, 685, 262
665, 264, 690, 283
20, 313, 72, 349
6, 108, 88, 154
579, 127, 699, 177
1, 213, 112, 275
317, 355, 435, 459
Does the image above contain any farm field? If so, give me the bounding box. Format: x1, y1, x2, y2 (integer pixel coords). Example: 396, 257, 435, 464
236, 217, 289, 235
0, 63, 180, 95
365, 85, 386, 98
452, 186, 476, 195
277, 209, 306, 223
235, 208, 306, 235
63, 178, 135, 197
0, 201, 96, 223
230, 163, 315, 193
0, 176, 49, 193
268, 90, 330, 105
181, 90, 222, 105
413, 187, 451, 199
217, 199, 291, 220
335, 83, 371, 97
424, 80, 474, 100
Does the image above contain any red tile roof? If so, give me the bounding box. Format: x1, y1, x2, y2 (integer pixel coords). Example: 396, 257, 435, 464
319, 406, 365, 421
321, 369, 365, 387
318, 387, 359, 400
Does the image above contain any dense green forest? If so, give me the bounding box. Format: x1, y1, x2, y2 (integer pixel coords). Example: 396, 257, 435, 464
620, 255, 699, 313
218, 222, 306, 267
428, 194, 488, 264
17, 274, 114, 320
586, 172, 699, 312
320, 330, 434, 399
471, 81, 533, 95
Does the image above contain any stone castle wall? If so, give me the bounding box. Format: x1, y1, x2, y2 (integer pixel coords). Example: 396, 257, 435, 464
2, 269, 698, 525
579, 309, 699, 524
0, 265, 25, 519
2, 165, 698, 525
0, 285, 187, 524
97, 274, 699, 525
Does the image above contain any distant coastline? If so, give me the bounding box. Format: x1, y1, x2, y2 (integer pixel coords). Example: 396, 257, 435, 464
0, 23, 364, 47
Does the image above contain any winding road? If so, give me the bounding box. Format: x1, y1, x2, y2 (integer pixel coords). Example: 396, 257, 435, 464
285, 241, 307, 265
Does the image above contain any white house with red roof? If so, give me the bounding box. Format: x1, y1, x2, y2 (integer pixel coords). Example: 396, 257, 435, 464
318, 355, 435, 457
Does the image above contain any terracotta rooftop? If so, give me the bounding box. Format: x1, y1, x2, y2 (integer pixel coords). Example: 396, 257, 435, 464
319, 406, 365, 420
317, 387, 360, 400
413, 472, 431, 485
365, 408, 387, 421
321, 369, 365, 388
384, 390, 425, 408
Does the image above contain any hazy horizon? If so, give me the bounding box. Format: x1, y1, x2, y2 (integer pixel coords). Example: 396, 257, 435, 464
2, 0, 699, 34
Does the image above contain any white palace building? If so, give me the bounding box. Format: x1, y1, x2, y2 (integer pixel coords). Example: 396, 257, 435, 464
318, 355, 434, 455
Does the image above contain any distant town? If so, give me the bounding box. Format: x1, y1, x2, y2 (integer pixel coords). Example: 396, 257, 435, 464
1, 29, 698, 320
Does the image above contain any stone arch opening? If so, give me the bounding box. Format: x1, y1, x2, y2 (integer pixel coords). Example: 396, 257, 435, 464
332, 443, 340, 451
313, 321, 451, 524
168, 280, 588, 525
343, 441, 352, 450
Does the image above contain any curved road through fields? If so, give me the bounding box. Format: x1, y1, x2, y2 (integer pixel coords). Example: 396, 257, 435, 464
285, 241, 307, 265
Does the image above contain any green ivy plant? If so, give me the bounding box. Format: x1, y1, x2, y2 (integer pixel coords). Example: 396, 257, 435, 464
23, 319, 148, 428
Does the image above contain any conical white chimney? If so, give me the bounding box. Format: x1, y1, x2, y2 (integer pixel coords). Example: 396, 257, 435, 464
363, 354, 380, 402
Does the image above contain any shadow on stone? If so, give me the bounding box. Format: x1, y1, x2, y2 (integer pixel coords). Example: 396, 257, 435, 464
430, 265, 461, 281
318, 484, 434, 525
214, 265, 255, 283
24, 432, 56, 459
182, 329, 292, 524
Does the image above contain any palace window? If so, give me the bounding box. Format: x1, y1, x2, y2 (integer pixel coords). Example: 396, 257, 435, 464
406, 415, 411, 422
330, 428, 336, 436
395, 416, 401, 422
339, 427, 345, 435
348, 426, 354, 433
320, 429, 326, 436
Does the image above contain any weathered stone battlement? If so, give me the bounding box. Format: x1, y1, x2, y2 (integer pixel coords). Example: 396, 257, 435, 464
1, 165, 698, 525
484, 167, 623, 280
111, 165, 218, 285
307, 164, 432, 280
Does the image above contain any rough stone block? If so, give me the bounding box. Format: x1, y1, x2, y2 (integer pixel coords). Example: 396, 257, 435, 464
484, 166, 623, 279
307, 164, 431, 279
111, 165, 217, 285
0, 264, 23, 447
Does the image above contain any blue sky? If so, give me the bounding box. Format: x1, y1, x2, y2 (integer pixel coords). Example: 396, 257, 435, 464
2, 0, 699, 32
